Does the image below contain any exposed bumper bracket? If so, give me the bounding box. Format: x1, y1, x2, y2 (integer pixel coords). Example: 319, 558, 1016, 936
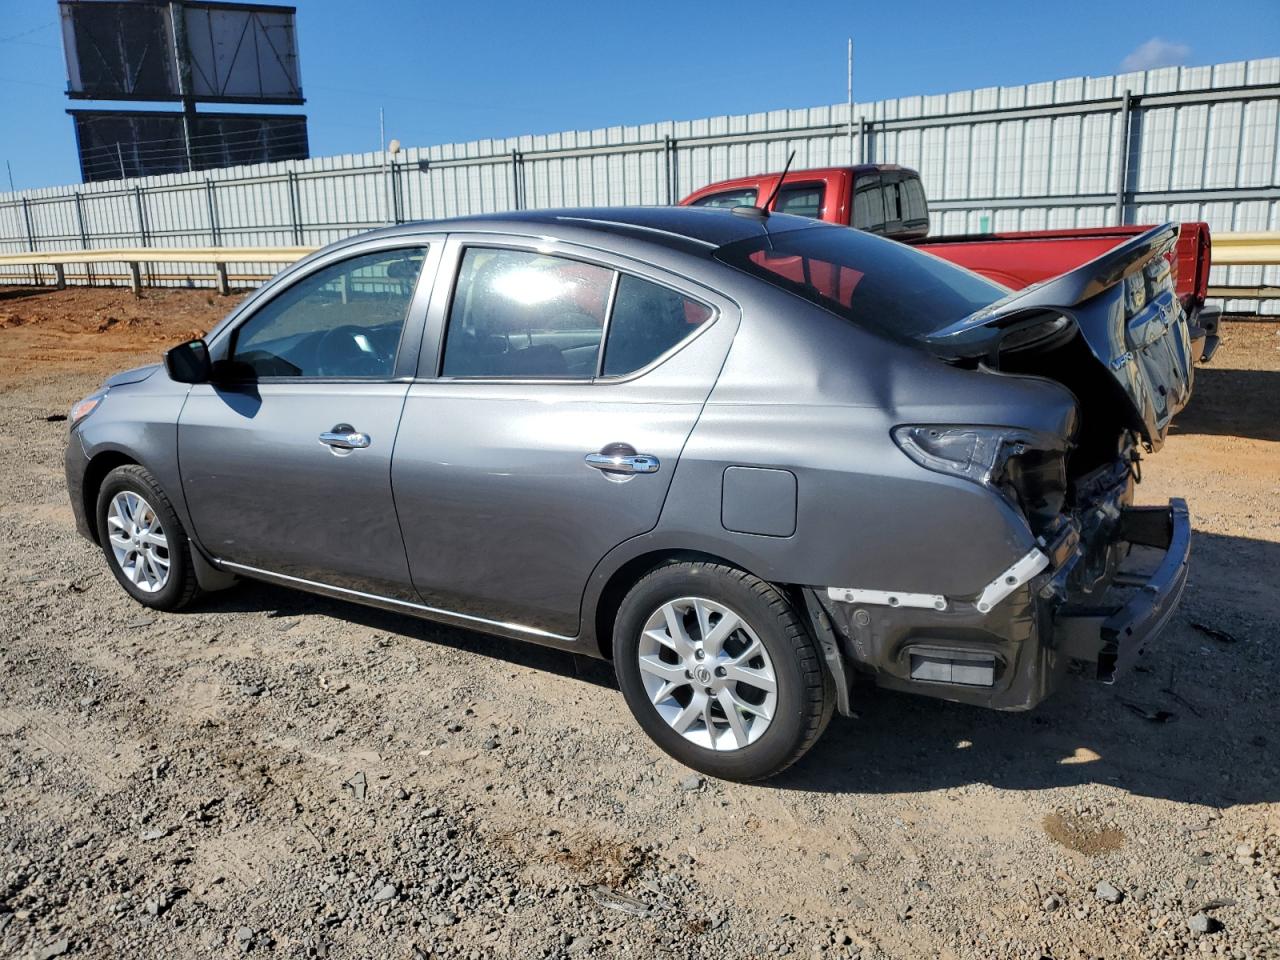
826, 587, 947, 611
975, 547, 1051, 613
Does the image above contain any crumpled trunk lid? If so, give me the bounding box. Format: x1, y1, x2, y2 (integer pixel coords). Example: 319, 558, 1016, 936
920, 224, 1193, 448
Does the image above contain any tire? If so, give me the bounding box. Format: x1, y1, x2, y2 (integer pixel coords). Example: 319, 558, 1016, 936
95, 464, 200, 611
612, 561, 833, 782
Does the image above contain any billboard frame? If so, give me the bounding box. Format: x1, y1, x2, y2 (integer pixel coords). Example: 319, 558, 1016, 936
60, 0, 305, 106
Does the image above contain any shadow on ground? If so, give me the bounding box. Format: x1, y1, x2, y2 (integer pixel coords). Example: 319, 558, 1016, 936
0, 286, 60, 303
1171, 365, 1280, 442
191, 529, 1278, 809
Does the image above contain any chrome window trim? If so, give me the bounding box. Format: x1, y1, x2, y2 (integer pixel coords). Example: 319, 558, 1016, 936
205, 236, 445, 383
424, 235, 725, 386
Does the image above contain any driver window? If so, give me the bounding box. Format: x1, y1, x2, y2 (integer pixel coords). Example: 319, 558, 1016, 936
230, 247, 427, 378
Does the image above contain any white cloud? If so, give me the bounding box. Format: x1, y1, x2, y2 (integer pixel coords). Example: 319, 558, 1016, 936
1120, 37, 1191, 72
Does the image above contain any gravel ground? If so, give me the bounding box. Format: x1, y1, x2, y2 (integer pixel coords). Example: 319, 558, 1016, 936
1, 286, 1277, 960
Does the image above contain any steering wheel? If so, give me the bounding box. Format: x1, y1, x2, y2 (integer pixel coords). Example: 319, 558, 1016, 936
315, 325, 390, 377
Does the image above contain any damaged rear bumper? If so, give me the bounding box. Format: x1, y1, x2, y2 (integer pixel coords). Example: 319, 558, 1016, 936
1054, 498, 1191, 682
811, 499, 1191, 713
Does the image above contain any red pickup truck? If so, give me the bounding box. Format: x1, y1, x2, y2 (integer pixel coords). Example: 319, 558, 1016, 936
681, 165, 1219, 360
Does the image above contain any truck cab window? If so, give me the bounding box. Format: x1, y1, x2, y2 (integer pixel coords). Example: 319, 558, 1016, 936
774, 184, 825, 219
851, 175, 885, 232
691, 188, 758, 209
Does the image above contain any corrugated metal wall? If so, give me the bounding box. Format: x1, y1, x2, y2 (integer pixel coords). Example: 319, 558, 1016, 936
3, 57, 1278, 313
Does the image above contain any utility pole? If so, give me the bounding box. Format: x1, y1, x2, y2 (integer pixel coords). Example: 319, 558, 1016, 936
116, 142, 126, 180
847, 38, 854, 166
5, 159, 14, 192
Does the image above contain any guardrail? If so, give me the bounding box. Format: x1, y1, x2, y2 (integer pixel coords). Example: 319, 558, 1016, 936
0, 246, 317, 294
2, 233, 1278, 298
1209, 232, 1280, 266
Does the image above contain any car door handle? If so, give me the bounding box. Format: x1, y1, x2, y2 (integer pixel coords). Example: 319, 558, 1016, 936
319, 425, 371, 450
584, 452, 660, 474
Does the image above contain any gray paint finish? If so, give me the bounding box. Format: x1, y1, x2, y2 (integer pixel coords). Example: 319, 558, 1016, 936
178, 381, 417, 598
64, 205, 1194, 720
721, 467, 797, 538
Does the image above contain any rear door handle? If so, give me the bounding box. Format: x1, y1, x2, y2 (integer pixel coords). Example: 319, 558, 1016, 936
319, 424, 371, 450
584, 451, 660, 474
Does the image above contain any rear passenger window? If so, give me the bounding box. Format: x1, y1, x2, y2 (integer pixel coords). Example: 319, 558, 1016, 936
602, 275, 713, 377
442, 249, 612, 378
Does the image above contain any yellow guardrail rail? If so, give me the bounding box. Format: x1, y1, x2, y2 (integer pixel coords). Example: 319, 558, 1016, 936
0, 246, 317, 266
0, 246, 318, 294
1209, 232, 1280, 267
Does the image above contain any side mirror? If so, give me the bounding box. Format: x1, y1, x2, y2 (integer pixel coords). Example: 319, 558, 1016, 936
164, 338, 212, 384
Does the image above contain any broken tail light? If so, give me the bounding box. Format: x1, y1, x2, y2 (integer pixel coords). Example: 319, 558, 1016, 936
892, 425, 1068, 535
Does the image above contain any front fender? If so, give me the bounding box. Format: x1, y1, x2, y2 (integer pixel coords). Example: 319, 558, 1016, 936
73, 378, 195, 548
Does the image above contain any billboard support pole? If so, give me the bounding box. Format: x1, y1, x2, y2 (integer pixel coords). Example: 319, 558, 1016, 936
169, 1, 197, 172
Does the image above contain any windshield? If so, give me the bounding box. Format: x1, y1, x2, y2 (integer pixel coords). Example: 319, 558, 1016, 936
714, 224, 1007, 340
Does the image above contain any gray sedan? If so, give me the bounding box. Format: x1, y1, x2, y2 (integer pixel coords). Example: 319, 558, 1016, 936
64, 207, 1192, 780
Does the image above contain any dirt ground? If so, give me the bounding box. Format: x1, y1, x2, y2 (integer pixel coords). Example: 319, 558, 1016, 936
0, 286, 1277, 960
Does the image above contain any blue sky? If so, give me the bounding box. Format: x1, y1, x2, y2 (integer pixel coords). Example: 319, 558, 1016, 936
1, 0, 1277, 191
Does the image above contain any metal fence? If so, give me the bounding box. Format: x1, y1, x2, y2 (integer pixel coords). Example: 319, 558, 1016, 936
2, 57, 1278, 313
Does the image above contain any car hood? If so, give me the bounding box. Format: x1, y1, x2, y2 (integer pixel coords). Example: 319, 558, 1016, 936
919, 223, 1193, 448
104, 363, 161, 388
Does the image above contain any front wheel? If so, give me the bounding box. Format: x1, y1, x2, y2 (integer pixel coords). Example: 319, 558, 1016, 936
612, 562, 833, 782
96, 464, 200, 611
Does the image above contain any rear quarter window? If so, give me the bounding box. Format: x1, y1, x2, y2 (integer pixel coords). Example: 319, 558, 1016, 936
603, 276, 713, 376
715, 226, 1004, 341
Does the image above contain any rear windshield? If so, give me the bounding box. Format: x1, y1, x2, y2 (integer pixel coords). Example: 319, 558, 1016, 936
714, 224, 1006, 340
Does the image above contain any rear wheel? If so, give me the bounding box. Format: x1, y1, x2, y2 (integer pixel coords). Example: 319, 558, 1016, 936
613, 561, 833, 781
96, 465, 200, 611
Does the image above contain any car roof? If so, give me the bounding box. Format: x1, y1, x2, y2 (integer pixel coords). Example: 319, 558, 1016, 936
348, 206, 829, 257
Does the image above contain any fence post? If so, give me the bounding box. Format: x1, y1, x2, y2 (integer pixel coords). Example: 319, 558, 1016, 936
73, 191, 93, 286
1113, 89, 1134, 226
390, 160, 403, 224
204, 179, 220, 246
206, 179, 228, 294
287, 170, 303, 244
663, 136, 673, 204
510, 150, 522, 211
132, 185, 150, 290
670, 138, 680, 202
20, 197, 40, 286
128, 262, 142, 297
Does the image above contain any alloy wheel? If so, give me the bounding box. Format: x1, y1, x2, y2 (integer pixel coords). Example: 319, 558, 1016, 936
636, 596, 777, 750
106, 491, 170, 593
